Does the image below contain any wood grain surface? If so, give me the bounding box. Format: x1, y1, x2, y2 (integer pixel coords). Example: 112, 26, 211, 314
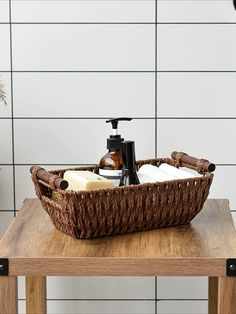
26, 276, 46, 314
209, 277, 219, 314
218, 277, 236, 314
0, 199, 236, 276
0, 277, 17, 314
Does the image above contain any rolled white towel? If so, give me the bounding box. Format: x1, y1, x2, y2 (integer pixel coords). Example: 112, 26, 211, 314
138, 164, 177, 182
159, 163, 196, 179
137, 173, 157, 184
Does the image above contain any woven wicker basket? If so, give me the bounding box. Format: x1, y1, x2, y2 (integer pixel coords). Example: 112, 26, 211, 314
31, 153, 214, 239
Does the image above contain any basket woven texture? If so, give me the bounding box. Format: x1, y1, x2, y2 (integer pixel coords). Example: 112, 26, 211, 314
31, 157, 213, 239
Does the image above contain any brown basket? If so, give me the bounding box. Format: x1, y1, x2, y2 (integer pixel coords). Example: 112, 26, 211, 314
31, 152, 214, 239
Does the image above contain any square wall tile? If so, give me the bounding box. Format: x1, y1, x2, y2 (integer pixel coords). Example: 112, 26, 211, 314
0, 1, 9, 23
18, 276, 24, 299
0, 25, 10, 71
158, 73, 236, 117
19, 300, 155, 314
14, 119, 155, 164
157, 277, 207, 300
15, 166, 35, 210
13, 73, 155, 118
209, 166, 236, 209
157, 25, 236, 71
47, 276, 155, 300
0, 119, 12, 164
0, 212, 14, 238
0, 72, 11, 117
12, 1, 155, 23
12, 24, 155, 71
0, 166, 14, 211
157, 1, 236, 23
157, 119, 236, 164
157, 301, 207, 314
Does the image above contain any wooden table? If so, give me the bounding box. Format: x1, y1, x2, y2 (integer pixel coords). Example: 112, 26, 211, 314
0, 199, 236, 314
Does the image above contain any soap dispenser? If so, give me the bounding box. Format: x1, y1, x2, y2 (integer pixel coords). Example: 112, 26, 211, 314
99, 117, 132, 186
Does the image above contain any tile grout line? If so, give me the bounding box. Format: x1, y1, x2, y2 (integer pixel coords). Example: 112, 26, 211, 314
2, 117, 236, 120
155, 276, 157, 314
16, 298, 209, 301
2, 71, 236, 73
8, 0, 16, 217
155, 0, 158, 311
1, 22, 236, 25
154, 0, 157, 159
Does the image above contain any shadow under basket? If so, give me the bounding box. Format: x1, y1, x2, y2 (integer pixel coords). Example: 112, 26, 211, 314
31, 155, 214, 239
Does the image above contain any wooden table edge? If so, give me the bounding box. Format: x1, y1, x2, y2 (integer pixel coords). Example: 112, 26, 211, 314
2, 257, 234, 276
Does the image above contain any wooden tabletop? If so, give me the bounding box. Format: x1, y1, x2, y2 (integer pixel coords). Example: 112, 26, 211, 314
0, 198, 236, 276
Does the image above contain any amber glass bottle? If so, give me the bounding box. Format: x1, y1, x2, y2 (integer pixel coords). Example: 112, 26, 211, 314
99, 118, 132, 186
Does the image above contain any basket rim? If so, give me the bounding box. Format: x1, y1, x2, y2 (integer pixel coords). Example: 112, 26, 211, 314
51, 171, 214, 196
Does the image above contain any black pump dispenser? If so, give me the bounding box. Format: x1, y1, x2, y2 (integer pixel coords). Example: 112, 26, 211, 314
106, 118, 132, 150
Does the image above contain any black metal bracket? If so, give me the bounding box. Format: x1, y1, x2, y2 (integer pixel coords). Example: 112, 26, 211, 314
234, 0, 236, 10
227, 259, 236, 276
0, 259, 9, 276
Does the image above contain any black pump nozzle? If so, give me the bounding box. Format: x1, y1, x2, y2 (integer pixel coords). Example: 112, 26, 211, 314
106, 118, 132, 131
105, 118, 132, 150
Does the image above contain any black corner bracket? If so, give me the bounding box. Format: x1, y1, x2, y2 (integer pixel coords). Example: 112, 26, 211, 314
0, 259, 9, 276
227, 259, 236, 276
234, 0, 236, 10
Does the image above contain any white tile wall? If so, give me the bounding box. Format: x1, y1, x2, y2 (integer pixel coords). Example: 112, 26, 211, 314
1, 0, 236, 313
0, 25, 10, 71
18, 276, 155, 300
19, 300, 155, 314
15, 166, 37, 210
158, 73, 236, 117
157, 119, 236, 164
158, 25, 236, 71
157, 277, 208, 300
157, 1, 236, 23
11, 1, 155, 23
0, 1, 9, 23
157, 301, 208, 314
14, 119, 155, 164
232, 212, 236, 225
13, 73, 155, 118
12, 25, 155, 71
0, 166, 14, 211
0, 72, 11, 117
0, 211, 14, 238
0, 119, 12, 164
210, 166, 236, 208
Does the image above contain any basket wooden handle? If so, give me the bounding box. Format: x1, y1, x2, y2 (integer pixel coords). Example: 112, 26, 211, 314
30, 166, 68, 190
171, 151, 216, 173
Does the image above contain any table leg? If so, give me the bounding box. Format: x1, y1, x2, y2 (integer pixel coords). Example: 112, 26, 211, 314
0, 276, 18, 314
217, 277, 236, 314
209, 277, 219, 314
26, 276, 47, 314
